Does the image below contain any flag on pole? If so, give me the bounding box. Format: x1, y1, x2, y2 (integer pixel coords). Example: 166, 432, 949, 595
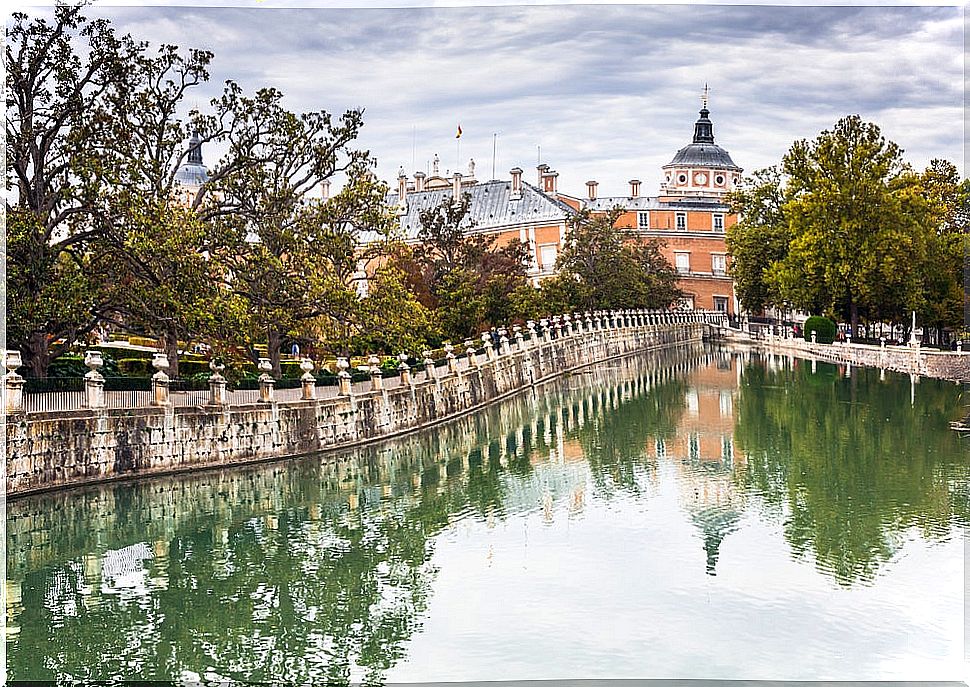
456, 124, 462, 139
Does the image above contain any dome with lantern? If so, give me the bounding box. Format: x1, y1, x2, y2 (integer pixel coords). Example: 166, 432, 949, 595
661, 89, 742, 199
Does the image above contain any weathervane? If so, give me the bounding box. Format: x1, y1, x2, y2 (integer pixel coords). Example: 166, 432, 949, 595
701, 83, 709, 109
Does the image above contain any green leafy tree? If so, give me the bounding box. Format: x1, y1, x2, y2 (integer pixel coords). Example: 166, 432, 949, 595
543, 207, 683, 311
773, 116, 930, 335
402, 193, 533, 341
725, 166, 790, 314
5, 6, 139, 375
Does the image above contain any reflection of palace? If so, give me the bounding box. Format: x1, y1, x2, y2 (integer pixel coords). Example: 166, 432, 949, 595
648, 348, 746, 574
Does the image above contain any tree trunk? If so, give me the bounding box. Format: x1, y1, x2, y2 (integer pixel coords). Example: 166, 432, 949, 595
26, 330, 51, 377
164, 329, 180, 379
268, 326, 282, 379
850, 302, 859, 339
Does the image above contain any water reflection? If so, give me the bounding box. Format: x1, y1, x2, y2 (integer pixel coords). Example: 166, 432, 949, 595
7, 345, 968, 682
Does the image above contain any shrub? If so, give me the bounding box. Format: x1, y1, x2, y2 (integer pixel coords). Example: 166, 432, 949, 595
280, 360, 305, 379
804, 316, 837, 344
177, 360, 211, 377
118, 358, 152, 376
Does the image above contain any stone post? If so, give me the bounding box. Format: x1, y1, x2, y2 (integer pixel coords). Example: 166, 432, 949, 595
422, 350, 436, 380
444, 342, 459, 375
811, 331, 817, 344
300, 358, 317, 399
465, 340, 479, 367
562, 313, 572, 335
84, 350, 106, 409
151, 352, 171, 407
585, 311, 594, 332
540, 319, 551, 343
208, 358, 229, 406
257, 357, 275, 403
499, 328, 511, 355
481, 333, 497, 361
398, 352, 413, 385
336, 357, 352, 396
549, 315, 560, 339
368, 354, 383, 391
846, 334, 852, 346
4, 350, 25, 415
513, 325, 524, 350
527, 321, 538, 346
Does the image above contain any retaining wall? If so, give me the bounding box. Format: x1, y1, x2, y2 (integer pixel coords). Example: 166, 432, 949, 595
6, 320, 704, 497
751, 335, 970, 382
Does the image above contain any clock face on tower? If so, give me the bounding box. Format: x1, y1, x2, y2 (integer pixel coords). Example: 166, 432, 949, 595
694, 172, 707, 185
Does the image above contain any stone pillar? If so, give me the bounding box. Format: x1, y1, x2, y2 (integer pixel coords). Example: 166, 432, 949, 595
499, 328, 511, 355
208, 358, 229, 406
151, 352, 171, 406
257, 357, 275, 403
513, 325, 525, 350
586, 311, 594, 332
465, 340, 479, 367
336, 357, 352, 396
527, 321, 538, 345
540, 319, 551, 343
398, 352, 413, 385
562, 313, 573, 335
4, 350, 25, 414
549, 315, 560, 339
422, 350, 436, 380
482, 333, 496, 361
369, 354, 384, 391
300, 358, 317, 399
83, 350, 106, 409
444, 342, 459, 375
811, 330, 817, 345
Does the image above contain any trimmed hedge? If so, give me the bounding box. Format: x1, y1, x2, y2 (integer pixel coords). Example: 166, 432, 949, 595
118, 357, 152, 376
804, 316, 837, 344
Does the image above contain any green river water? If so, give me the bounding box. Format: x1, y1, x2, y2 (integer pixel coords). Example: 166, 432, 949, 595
5, 345, 968, 682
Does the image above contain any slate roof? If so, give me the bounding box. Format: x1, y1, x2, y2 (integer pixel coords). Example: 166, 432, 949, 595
366, 180, 575, 244
666, 143, 740, 170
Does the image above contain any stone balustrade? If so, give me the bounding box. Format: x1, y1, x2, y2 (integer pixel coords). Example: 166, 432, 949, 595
6, 310, 726, 496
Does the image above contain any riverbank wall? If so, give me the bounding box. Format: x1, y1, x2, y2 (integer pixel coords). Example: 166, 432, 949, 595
744, 334, 970, 382
6, 315, 710, 497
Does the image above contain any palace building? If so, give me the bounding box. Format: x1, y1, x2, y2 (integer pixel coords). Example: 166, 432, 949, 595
564, 98, 742, 314
383, 155, 575, 285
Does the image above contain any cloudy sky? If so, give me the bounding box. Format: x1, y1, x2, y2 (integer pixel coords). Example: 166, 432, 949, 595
13, 1, 965, 196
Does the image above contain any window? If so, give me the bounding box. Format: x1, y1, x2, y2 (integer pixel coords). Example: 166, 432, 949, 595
713, 296, 729, 313
675, 212, 687, 230
655, 437, 666, 458
712, 254, 726, 276
678, 297, 695, 310
539, 244, 558, 272
638, 211, 650, 229
719, 390, 733, 416
715, 174, 725, 186
721, 436, 734, 461
688, 433, 700, 461
677, 173, 687, 184
713, 214, 725, 232
675, 252, 690, 274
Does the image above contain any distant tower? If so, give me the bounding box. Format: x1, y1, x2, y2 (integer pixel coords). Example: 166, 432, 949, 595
661, 86, 742, 198
175, 131, 209, 204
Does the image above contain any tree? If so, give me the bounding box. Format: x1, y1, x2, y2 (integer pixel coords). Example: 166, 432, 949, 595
543, 207, 683, 311
5, 6, 139, 375
725, 166, 790, 314
400, 193, 533, 342
773, 115, 930, 336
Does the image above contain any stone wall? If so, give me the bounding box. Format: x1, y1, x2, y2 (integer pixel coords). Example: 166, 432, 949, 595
752, 335, 970, 382
7, 318, 706, 497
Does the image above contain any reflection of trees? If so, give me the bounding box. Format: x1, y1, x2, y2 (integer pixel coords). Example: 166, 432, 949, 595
734, 356, 970, 585
579, 359, 691, 499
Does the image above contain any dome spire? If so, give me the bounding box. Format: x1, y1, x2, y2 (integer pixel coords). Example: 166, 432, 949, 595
692, 85, 715, 145
187, 131, 203, 165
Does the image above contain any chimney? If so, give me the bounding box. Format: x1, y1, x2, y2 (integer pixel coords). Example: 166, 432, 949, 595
542, 170, 559, 195
629, 179, 641, 198
320, 179, 331, 201
452, 171, 462, 201
414, 171, 426, 192
537, 163, 550, 185
510, 167, 523, 200
397, 167, 408, 213
586, 180, 598, 201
